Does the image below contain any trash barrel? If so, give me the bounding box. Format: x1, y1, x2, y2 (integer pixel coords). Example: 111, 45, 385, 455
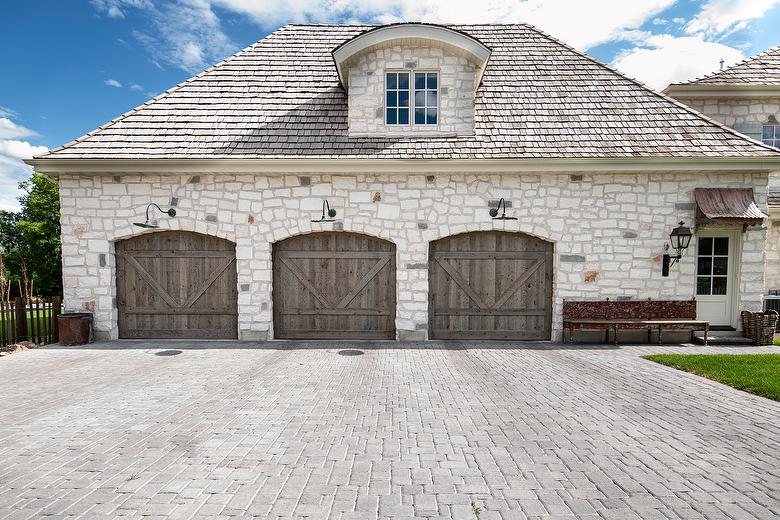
57, 312, 93, 346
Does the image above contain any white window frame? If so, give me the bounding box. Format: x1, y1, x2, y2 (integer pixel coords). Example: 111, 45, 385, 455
384, 70, 411, 126
762, 124, 780, 148
412, 70, 439, 126
383, 69, 439, 127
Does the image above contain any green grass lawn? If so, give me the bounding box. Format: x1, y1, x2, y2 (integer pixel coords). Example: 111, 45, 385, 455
643, 354, 780, 401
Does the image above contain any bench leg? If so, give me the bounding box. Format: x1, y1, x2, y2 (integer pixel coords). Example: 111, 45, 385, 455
704, 324, 708, 346
614, 324, 618, 346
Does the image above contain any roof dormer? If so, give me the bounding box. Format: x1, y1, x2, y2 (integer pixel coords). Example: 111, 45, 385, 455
333, 23, 492, 137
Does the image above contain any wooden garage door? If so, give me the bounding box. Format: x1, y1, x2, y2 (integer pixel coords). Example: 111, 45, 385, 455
116, 231, 238, 339
273, 232, 396, 339
429, 231, 553, 340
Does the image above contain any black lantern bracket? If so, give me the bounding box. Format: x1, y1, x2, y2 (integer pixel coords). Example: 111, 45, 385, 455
312, 199, 337, 223
134, 203, 177, 229
489, 198, 517, 220
662, 220, 693, 275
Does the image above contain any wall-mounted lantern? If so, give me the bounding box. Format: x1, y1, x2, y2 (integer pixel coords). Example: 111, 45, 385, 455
662, 221, 693, 276
134, 203, 177, 229
311, 200, 337, 223
489, 198, 517, 220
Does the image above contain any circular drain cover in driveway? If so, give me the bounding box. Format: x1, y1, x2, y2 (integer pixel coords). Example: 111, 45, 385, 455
338, 349, 364, 356
155, 350, 182, 356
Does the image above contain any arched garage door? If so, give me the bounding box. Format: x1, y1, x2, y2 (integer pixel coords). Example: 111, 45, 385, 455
429, 231, 553, 340
116, 231, 238, 339
273, 232, 396, 339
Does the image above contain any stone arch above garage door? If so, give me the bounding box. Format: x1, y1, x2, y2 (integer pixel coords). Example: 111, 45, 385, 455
116, 231, 238, 339
273, 232, 396, 339
429, 231, 553, 340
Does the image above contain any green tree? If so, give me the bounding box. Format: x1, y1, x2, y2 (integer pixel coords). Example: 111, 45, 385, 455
0, 173, 61, 297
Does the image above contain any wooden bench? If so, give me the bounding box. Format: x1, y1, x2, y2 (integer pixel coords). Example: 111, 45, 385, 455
563, 300, 709, 346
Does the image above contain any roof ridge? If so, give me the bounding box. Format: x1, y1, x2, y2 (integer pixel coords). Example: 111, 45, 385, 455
671, 45, 780, 86
521, 24, 780, 154
36, 26, 294, 159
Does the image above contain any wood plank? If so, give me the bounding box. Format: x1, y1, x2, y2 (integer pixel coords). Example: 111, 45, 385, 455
273, 232, 396, 339
435, 257, 490, 310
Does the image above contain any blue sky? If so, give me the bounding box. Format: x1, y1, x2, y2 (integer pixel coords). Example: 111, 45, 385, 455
2, 0, 780, 210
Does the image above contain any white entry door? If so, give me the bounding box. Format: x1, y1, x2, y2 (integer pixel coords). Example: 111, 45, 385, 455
695, 231, 738, 327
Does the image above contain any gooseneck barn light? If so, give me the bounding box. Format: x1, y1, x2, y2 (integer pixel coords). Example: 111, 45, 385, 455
662, 221, 693, 275
311, 199, 337, 223
134, 203, 177, 229
489, 198, 517, 220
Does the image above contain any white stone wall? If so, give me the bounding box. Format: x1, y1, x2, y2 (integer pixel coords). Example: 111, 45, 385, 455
674, 95, 780, 293
680, 96, 780, 131
346, 42, 476, 135
59, 171, 768, 341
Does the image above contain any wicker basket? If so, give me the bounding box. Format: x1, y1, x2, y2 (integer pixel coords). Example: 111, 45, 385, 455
750, 310, 778, 346
741, 310, 754, 338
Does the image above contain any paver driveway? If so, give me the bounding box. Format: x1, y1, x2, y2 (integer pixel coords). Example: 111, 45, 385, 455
0, 342, 778, 520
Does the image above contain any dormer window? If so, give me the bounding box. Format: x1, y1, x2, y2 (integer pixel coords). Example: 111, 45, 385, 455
414, 72, 438, 125
385, 72, 410, 125
385, 71, 439, 126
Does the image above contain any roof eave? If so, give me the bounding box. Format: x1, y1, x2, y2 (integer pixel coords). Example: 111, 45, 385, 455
664, 83, 780, 98
25, 157, 780, 175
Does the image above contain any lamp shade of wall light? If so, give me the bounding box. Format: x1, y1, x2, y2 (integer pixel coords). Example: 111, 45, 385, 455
134, 203, 177, 229
489, 198, 517, 220
311, 200, 337, 223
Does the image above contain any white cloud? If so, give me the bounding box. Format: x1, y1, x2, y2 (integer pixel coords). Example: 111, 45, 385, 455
129, 83, 144, 91
686, 0, 780, 38
90, 0, 153, 18
0, 140, 48, 212
611, 34, 745, 90
92, 0, 679, 75
0, 117, 38, 140
104, 78, 123, 88
210, 0, 676, 50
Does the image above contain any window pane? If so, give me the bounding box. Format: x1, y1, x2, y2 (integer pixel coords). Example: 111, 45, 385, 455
386, 91, 397, 107
398, 91, 409, 106
415, 108, 425, 124
713, 257, 728, 275
697, 257, 712, 275
386, 108, 396, 125
398, 108, 409, 125
427, 73, 437, 89
414, 91, 425, 107
764, 125, 774, 139
398, 73, 409, 89
712, 277, 727, 295
427, 108, 437, 124
697, 277, 711, 295
426, 91, 437, 106
698, 237, 713, 255
415, 73, 425, 89
386, 73, 397, 89
714, 237, 728, 255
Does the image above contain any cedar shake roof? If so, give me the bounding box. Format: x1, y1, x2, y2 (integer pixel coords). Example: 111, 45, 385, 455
37, 23, 780, 160
670, 46, 780, 87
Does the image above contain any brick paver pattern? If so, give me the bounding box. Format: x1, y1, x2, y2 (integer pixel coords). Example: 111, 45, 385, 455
0, 342, 778, 519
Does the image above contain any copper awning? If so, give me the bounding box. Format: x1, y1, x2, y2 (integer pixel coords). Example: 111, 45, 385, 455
694, 188, 766, 227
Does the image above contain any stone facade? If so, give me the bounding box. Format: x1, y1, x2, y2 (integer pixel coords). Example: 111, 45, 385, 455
673, 95, 780, 292
346, 42, 476, 135
59, 171, 768, 341
678, 96, 780, 146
